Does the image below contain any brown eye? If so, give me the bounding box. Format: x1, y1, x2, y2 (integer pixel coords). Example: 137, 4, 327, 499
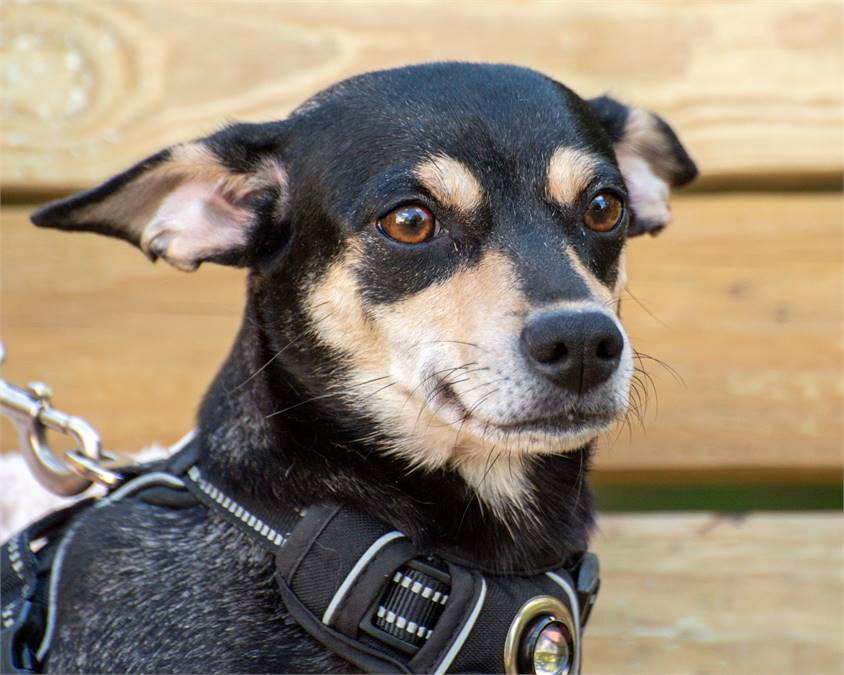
583, 192, 624, 232
378, 204, 437, 244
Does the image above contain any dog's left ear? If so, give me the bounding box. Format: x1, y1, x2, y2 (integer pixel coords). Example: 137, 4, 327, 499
31, 122, 290, 271
588, 96, 698, 236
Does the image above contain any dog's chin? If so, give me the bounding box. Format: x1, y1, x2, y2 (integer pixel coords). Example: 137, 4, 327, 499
429, 380, 620, 455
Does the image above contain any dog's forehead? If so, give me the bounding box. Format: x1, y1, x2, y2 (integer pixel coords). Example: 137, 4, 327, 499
282, 64, 625, 306
288, 63, 612, 187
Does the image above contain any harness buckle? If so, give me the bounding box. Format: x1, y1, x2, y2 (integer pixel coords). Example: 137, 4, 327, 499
574, 552, 600, 627
0, 342, 123, 495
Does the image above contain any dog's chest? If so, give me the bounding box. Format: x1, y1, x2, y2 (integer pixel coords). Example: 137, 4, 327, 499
45, 500, 350, 673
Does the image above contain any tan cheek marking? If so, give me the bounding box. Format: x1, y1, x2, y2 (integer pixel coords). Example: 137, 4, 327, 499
306, 249, 527, 439
305, 243, 387, 375
546, 146, 598, 207
612, 249, 627, 314
373, 250, 526, 356
370, 252, 528, 473
306, 249, 543, 514
413, 154, 483, 213
564, 246, 613, 307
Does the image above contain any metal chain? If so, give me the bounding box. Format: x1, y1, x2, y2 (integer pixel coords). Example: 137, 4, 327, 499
0, 342, 124, 495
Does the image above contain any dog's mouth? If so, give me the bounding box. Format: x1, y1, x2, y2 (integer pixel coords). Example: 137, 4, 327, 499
427, 377, 617, 440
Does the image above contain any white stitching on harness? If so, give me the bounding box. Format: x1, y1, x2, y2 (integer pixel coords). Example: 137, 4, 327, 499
2, 604, 16, 628
8, 537, 24, 580
187, 466, 287, 547
376, 605, 432, 639
392, 572, 449, 605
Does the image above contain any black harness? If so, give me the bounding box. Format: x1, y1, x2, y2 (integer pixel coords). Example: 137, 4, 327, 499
2, 441, 600, 674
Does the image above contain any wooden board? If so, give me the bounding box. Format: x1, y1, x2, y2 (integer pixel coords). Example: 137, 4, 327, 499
2, 193, 841, 475
3, 0, 841, 195
585, 513, 844, 674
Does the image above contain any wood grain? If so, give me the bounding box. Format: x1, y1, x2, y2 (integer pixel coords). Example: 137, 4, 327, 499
585, 512, 844, 674
1, 193, 841, 475
3, 0, 841, 194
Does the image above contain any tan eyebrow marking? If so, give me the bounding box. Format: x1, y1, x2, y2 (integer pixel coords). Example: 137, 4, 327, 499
413, 154, 483, 213
546, 146, 599, 206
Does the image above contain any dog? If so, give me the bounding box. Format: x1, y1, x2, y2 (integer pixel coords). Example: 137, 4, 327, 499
25, 62, 696, 672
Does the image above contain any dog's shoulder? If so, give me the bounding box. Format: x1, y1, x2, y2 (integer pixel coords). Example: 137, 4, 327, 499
45, 496, 349, 673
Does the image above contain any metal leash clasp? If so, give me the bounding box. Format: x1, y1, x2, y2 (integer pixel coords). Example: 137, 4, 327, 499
0, 343, 123, 495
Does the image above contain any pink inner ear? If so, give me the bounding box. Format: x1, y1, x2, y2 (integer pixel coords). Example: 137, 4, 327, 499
616, 153, 671, 229
140, 180, 253, 272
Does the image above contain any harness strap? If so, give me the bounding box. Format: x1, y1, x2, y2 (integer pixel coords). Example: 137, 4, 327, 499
180, 460, 598, 673
2, 441, 601, 674
1, 499, 94, 674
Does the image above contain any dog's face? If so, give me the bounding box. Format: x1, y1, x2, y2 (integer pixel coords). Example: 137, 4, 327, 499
33, 64, 695, 508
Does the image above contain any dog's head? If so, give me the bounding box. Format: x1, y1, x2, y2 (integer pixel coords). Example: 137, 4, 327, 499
33, 63, 695, 509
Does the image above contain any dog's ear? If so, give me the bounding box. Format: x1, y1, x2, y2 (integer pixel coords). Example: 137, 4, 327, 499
588, 96, 697, 237
31, 122, 290, 271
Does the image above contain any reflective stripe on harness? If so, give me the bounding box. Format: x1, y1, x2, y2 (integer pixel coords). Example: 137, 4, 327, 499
2, 499, 92, 674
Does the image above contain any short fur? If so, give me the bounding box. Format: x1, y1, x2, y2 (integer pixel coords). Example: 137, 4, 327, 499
30, 62, 696, 673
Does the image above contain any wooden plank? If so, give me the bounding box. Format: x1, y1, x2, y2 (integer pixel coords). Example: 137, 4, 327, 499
1, 213, 245, 452
612, 192, 843, 472
585, 513, 844, 674
3, 0, 841, 195
1, 192, 842, 475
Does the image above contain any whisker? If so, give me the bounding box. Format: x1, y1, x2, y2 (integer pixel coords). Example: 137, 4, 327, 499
633, 367, 658, 416
624, 287, 668, 327
572, 448, 586, 512
231, 303, 333, 391
264, 374, 395, 419
634, 350, 684, 386
458, 376, 504, 399
452, 385, 502, 444
403, 362, 478, 413
413, 339, 484, 351
455, 446, 501, 537
412, 363, 481, 429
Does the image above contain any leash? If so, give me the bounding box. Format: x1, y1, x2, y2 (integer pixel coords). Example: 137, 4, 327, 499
0, 349, 600, 674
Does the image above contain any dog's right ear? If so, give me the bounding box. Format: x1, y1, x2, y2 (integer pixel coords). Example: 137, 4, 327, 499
31, 122, 290, 271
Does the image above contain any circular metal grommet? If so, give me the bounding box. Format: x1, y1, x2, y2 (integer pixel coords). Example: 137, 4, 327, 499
504, 595, 576, 675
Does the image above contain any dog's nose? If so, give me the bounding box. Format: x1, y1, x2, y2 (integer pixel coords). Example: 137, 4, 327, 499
521, 311, 624, 394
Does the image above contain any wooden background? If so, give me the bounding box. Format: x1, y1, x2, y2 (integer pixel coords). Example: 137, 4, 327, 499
2, 1, 842, 672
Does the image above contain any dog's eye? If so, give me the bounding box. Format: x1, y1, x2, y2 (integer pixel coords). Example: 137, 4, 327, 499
378, 205, 438, 244
583, 192, 624, 232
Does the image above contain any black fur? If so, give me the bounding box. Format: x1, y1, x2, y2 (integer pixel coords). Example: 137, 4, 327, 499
33, 62, 696, 673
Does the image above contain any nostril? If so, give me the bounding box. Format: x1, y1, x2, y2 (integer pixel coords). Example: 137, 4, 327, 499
544, 342, 568, 364
596, 335, 622, 361
523, 319, 572, 365
526, 338, 568, 365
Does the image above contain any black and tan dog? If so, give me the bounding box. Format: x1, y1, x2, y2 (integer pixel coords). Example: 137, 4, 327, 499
29, 62, 695, 672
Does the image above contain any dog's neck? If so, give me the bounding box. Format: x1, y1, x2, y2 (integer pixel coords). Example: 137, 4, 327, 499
197, 319, 595, 573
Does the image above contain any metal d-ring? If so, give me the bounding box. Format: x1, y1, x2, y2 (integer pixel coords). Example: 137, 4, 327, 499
503, 595, 577, 675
